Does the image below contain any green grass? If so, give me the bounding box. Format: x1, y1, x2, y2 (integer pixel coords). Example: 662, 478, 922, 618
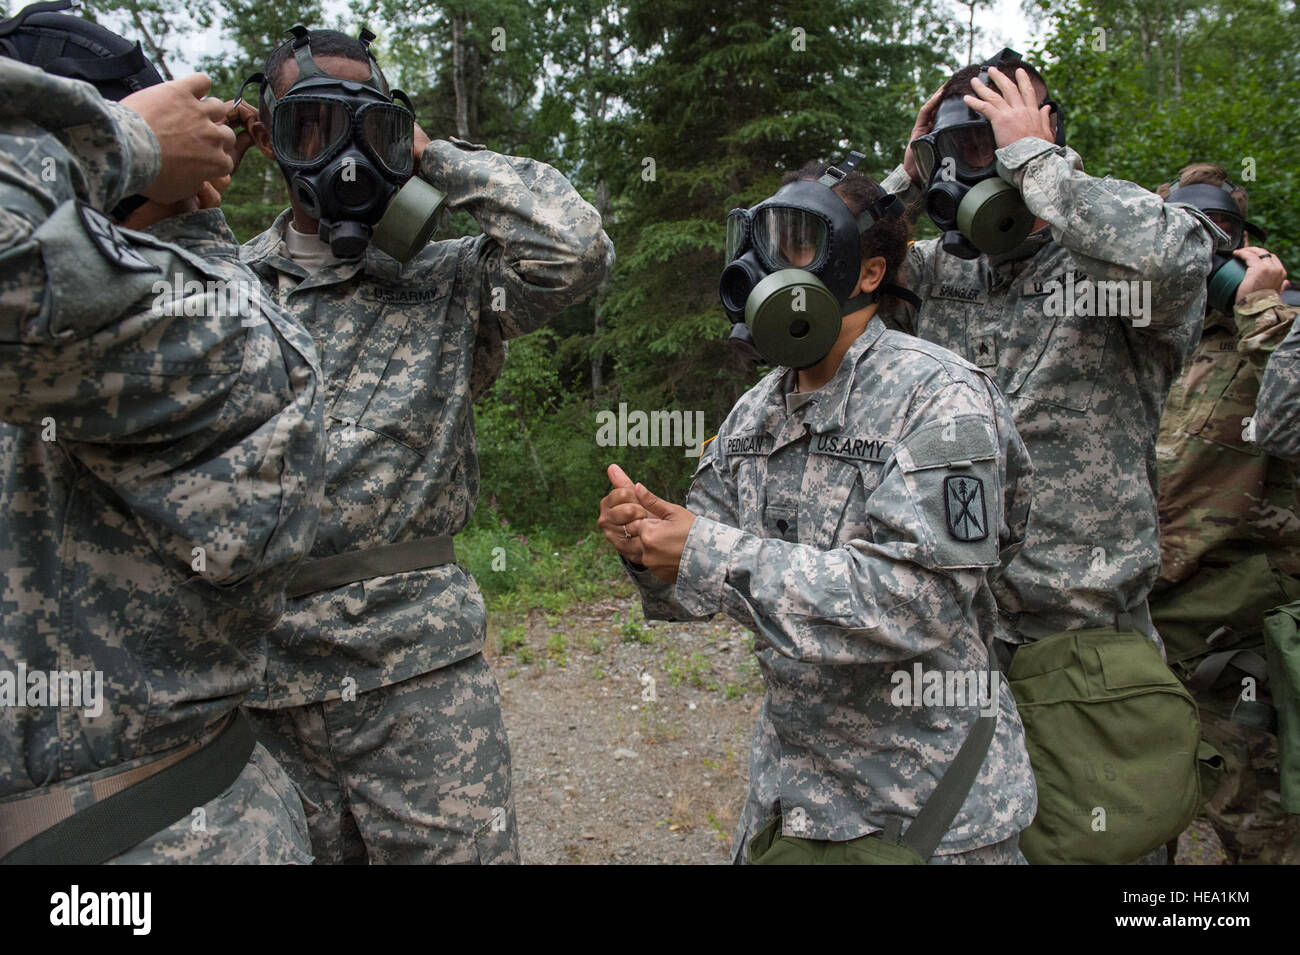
614, 605, 656, 645
664, 649, 717, 691
459, 521, 630, 615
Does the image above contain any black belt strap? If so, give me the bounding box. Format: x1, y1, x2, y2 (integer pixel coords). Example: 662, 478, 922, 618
286, 535, 457, 599
891, 639, 1000, 860
0, 710, 255, 865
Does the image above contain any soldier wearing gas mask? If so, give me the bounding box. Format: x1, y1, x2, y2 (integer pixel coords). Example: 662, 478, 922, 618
881, 49, 1219, 653
0, 2, 326, 864
1150, 164, 1300, 864
601, 158, 1037, 864
880, 50, 1223, 864
230, 25, 613, 865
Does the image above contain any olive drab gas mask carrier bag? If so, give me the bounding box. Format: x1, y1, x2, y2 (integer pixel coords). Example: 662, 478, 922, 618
1006, 621, 1223, 864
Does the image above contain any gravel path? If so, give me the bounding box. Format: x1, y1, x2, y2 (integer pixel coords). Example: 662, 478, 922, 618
490, 600, 758, 864
489, 596, 1227, 865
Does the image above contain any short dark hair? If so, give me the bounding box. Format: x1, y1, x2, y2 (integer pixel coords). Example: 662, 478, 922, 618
782, 162, 910, 296
939, 56, 1049, 103
260, 28, 389, 121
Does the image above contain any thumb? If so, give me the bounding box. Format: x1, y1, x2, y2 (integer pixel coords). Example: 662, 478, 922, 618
175, 73, 213, 99
607, 464, 634, 489
634, 482, 675, 519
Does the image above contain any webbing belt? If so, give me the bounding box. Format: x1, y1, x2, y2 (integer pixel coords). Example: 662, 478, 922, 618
1012, 605, 1155, 644
286, 535, 457, 599
884, 638, 1001, 860
0, 709, 254, 864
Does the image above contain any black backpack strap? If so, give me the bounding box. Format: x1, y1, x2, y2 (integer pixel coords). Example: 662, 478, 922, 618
42, 42, 149, 82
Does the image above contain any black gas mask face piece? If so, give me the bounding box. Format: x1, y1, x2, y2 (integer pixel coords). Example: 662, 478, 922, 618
0, 0, 164, 220
1162, 179, 1278, 313
238, 25, 444, 261
909, 48, 1064, 260
719, 152, 902, 369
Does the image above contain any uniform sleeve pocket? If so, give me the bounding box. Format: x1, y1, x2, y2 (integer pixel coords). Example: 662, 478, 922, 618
894, 415, 1001, 569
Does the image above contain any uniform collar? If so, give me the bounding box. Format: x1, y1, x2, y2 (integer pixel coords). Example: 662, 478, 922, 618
793, 315, 887, 435
1202, 305, 1234, 333
988, 227, 1052, 268
240, 208, 404, 290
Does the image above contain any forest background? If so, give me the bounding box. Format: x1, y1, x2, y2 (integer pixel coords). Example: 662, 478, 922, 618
45, 0, 1300, 599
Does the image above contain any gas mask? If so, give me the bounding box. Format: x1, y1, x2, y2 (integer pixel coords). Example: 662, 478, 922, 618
238, 25, 444, 261
909, 48, 1064, 260
1162, 179, 1280, 313
719, 151, 903, 369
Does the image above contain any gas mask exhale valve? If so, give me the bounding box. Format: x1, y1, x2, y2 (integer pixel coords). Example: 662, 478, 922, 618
237, 24, 445, 261
719, 151, 902, 369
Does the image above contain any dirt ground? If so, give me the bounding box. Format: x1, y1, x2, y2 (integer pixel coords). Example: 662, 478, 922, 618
488, 596, 1227, 865
489, 599, 759, 864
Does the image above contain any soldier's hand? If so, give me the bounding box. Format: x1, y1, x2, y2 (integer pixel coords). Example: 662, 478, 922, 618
964, 67, 1055, 151
902, 84, 947, 187
118, 172, 231, 231
598, 464, 649, 565
225, 100, 263, 177
628, 482, 697, 586
1234, 246, 1288, 302
123, 73, 236, 204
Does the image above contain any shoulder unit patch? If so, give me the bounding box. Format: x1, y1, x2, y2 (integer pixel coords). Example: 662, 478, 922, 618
77, 201, 155, 273
943, 475, 988, 542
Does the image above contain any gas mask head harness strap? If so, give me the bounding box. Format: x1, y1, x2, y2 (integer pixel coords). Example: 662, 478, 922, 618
720, 151, 905, 369
235, 24, 444, 262
911, 47, 1062, 260
0, 0, 164, 220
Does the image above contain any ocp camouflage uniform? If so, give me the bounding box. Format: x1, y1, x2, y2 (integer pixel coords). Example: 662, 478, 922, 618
0, 59, 325, 863
1153, 289, 1300, 864
881, 138, 1215, 643
240, 140, 613, 863
625, 317, 1037, 863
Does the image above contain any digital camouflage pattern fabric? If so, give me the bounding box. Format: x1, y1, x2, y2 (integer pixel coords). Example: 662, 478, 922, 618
0, 59, 325, 861
240, 134, 612, 862
1255, 302, 1300, 467
624, 317, 1036, 863
246, 653, 517, 864
241, 139, 613, 707
882, 137, 1215, 641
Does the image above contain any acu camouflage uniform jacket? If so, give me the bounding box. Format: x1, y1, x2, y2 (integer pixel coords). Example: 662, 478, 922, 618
0, 60, 325, 801
1255, 297, 1300, 468
625, 317, 1037, 861
882, 137, 1216, 641
241, 139, 613, 707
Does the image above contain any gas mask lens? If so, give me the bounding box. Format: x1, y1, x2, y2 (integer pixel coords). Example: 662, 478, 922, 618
273, 97, 351, 165
935, 122, 998, 177
753, 207, 828, 270
362, 105, 415, 177
725, 208, 750, 261
912, 138, 937, 181
1207, 211, 1245, 250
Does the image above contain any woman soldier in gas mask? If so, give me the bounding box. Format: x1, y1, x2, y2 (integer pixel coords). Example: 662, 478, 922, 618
598, 156, 1037, 864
